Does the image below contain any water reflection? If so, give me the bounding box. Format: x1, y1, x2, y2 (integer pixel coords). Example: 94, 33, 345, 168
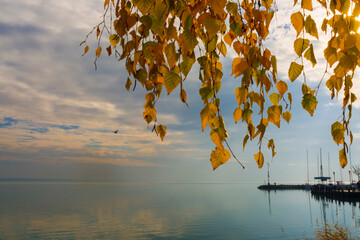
1, 182, 360, 239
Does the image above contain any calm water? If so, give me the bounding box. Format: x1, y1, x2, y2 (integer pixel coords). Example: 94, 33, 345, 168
0, 182, 360, 239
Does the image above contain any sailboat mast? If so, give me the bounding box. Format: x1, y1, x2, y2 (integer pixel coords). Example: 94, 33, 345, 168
267, 163, 270, 185
320, 148, 323, 178
307, 150, 309, 184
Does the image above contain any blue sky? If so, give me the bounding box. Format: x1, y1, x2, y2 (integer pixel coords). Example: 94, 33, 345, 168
1, 0, 360, 183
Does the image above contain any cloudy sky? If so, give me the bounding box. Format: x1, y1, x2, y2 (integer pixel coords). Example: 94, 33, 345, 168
1, 0, 360, 183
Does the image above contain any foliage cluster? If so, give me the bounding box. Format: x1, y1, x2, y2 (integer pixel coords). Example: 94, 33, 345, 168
82, 0, 360, 170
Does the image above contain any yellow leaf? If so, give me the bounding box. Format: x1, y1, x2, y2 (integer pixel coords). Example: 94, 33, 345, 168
233, 41, 242, 55
301, 0, 313, 11
291, 12, 304, 37
133, 0, 154, 15
301, 94, 318, 116
293, 38, 310, 57
288, 93, 292, 110
243, 135, 249, 150
288, 62, 303, 82
254, 151, 264, 168
165, 42, 178, 70
305, 15, 318, 39
267, 105, 281, 128
104, 0, 110, 8
96, 26, 100, 38
232, 58, 249, 77
331, 121, 345, 145
200, 103, 217, 131
260, 75, 272, 93
233, 108, 242, 123
217, 41, 227, 57
125, 77, 132, 91
143, 106, 157, 124
82, 46, 89, 56
224, 31, 236, 46
208, 0, 227, 17
304, 44, 317, 67
261, 0, 273, 10
180, 89, 189, 108
106, 45, 112, 56
235, 87, 248, 106
210, 147, 231, 170
164, 71, 181, 95
282, 111, 292, 123
156, 125, 166, 141
276, 81, 288, 98
324, 47, 337, 67
339, 148, 347, 168
269, 93, 280, 106
242, 108, 253, 124
96, 46, 102, 58
210, 128, 226, 149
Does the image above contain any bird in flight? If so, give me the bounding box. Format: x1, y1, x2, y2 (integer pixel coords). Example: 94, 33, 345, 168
114, 130, 118, 133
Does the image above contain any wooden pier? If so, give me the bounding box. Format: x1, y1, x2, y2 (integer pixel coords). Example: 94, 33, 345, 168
258, 184, 308, 190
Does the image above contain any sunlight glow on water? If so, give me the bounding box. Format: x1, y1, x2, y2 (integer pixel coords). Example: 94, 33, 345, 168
0, 182, 360, 239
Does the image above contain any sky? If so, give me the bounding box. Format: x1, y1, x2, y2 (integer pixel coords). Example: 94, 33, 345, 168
1, 0, 360, 183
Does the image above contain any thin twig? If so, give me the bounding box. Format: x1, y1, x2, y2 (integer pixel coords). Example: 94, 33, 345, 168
225, 140, 245, 169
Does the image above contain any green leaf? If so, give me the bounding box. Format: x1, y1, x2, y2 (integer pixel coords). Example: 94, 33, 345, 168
183, 29, 198, 51
230, 22, 242, 36
204, 18, 221, 38
304, 44, 317, 67
139, 15, 152, 29
288, 62, 303, 82
156, 124, 166, 141
199, 87, 214, 104
301, 94, 318, 116
331, 121, 345, 145
210, 147, 231, 170
254, 151, 264, 168
207, 36, 217, 52
135, 68, 147, 85
180, 57, 195, 77
164, 71, 181, 94
242, 108, 253, 124
294, 38, 310, 57
226, 2, 238, 15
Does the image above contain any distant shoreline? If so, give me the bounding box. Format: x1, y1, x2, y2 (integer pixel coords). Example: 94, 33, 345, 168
0, 178, 110, 183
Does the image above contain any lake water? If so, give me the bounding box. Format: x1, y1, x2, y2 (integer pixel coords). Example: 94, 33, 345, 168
0, 182, 360, 239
